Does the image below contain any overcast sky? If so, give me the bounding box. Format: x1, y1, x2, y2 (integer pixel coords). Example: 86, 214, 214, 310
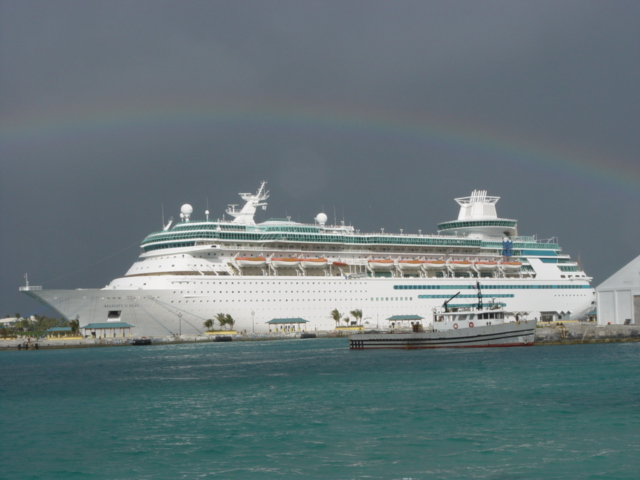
1, 0, 639, 318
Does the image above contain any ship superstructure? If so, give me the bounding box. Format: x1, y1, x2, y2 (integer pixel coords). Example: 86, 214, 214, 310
22, 183, 595, 336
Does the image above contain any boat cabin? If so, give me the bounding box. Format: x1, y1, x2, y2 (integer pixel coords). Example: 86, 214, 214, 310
433, 308, 514, 332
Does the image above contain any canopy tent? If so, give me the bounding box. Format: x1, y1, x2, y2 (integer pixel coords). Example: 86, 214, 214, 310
265, 318, 309, 332
45, 326, 73, 338
386, 315, 424, 321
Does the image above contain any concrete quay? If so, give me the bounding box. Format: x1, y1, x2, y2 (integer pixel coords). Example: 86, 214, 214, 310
535, 323, 640, 345
2, 324, 640, 350
0, 331, 334, 350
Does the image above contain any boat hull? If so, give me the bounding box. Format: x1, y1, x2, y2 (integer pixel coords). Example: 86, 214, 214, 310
348, 320, 537, 349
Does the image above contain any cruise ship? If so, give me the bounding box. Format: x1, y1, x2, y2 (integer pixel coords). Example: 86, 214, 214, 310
22, 183, 595, 336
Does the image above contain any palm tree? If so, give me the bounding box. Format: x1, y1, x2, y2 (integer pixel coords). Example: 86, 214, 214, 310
203, 319, 213, 331
350, 309, 363, 325
330, 309, 342, 328
225, 314, 235, 331
69, 318, 80, 336
215, 313, 228, 330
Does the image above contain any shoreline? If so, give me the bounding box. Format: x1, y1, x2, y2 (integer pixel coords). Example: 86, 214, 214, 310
2, 324, 639, 351
0, 331, 338, 350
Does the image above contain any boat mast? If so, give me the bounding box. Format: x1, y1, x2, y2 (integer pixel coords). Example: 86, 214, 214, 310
474, 281, 483, 310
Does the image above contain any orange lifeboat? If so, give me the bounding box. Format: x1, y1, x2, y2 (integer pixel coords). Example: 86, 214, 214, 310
368, 259, 395, 270
423, 260, 446, 270
333, 261, 348, 267
449, 260, 473, 271
475, 261, 498, 271
271, 257, 299, 268
236, 256, 266, 268
300, 258, 328, 268
501, 261, 522, 272
398, 260, 426, 270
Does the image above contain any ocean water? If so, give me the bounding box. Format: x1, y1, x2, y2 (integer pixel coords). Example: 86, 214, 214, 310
1, 339, 639, 479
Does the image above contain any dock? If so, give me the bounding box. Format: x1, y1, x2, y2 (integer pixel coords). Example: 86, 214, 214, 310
534, 323, 640, 345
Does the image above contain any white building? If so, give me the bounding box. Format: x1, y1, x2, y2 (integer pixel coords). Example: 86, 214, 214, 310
596, 255, 640, 325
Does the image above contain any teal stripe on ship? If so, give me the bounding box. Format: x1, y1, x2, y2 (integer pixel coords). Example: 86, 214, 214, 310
437, 219, 517, 230
394, 284, 591, 290
418, 294, 515, 299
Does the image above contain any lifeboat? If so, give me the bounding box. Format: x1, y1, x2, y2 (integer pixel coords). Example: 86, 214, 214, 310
398, 260, 426, 270
501, 261, 522, 272
271, 257, 299, 268
423, 260, 446, 270
368, 259, 395, 270
449, 260, 473, 271
475, 261, 498, 271
300, 258, 328, 268
236, 256, 266, 268
333, 261, 348, 267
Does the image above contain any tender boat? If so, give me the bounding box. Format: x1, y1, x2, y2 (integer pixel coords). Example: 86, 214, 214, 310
349, 284, 536, 349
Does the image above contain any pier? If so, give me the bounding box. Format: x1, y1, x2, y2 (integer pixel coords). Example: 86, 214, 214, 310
534, 323, 640, 345
2, 323, 640, 350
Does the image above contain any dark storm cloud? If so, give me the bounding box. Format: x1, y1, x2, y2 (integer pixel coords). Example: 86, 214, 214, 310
1, 0, 639, 316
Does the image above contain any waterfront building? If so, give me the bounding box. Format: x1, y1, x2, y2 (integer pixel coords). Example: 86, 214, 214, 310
596, 254, 640, 325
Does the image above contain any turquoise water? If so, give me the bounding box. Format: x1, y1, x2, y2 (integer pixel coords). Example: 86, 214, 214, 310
1, 339, 639, 479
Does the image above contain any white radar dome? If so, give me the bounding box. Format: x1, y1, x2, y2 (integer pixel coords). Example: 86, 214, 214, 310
315, 212, 328, 225
181, 204, 193, 215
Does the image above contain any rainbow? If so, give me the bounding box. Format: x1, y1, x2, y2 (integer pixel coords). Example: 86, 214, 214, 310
2, 98, 639, 194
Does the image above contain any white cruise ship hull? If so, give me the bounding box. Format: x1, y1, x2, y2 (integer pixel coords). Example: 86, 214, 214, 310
23, 276, 591, 337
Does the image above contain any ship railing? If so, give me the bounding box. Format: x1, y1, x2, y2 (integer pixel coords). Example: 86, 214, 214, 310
19, 286, 42, 291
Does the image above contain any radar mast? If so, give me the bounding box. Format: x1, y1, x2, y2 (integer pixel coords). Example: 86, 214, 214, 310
226, 181, 269, 225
